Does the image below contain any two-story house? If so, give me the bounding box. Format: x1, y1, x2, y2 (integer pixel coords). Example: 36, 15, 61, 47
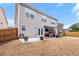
15, 3, 58, 41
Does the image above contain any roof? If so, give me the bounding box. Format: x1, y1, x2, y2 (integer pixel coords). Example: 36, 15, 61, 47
19, 3, 58, 21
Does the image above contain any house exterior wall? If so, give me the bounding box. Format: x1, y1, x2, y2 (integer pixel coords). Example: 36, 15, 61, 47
0, 8, 8, 29
15, 3, 58, 38
57, 23, 64, 36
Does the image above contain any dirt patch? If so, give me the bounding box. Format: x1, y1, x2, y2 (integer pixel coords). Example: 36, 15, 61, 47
0, 36, 79, 56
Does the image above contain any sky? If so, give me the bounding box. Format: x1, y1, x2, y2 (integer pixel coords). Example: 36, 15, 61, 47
0, 3, 79, 29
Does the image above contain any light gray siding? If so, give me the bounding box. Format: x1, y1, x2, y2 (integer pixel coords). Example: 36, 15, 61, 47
15, 3, 58, 38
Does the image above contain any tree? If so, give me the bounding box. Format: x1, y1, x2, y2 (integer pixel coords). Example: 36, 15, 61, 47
69, 23, 79, 32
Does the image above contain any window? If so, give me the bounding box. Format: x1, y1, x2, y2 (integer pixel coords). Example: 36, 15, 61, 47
41, 18, 46, 22
25, 12, 35, 19
25, 12, 30, 17
31, 14, 34, 19
51, 22, 55, 25
44, 19, 46, 22
38, 28, 40, 35
38, 28, 43, 36
41, 29, 43, 35
41, 18, 43, 21
22, 26, 25, 30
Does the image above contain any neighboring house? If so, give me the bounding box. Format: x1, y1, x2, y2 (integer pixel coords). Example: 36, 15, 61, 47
57, 23, 64, 36
15, 3, 58, 40
63, 28, 72, 32
57, 23, 63, 33
0, 8, 8, 29
63, 29, 69, 32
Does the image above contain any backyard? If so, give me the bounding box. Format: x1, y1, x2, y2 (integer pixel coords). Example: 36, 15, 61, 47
0, 36, 79, 56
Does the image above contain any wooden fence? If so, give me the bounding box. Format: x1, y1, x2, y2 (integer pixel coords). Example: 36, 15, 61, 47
0, 28, 18, 44
63, 32, 79, 37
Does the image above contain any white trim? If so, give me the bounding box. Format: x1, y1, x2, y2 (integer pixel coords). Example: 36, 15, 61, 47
18, 4, 20, 37
37, 27, 44, 37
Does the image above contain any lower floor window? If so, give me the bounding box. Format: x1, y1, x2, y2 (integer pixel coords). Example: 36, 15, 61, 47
22, 26, 25, 30
38, 28, 40, 35
38, 28, 43, 36
41, 29, 43, 35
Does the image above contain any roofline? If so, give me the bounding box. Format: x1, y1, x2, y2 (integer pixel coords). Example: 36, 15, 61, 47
14, 3, 18, 27
0, 8, 8, 25
19, 3, 58, 21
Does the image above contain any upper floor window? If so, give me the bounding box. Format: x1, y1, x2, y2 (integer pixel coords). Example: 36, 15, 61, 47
51, 21, 55, 25
25, 12, 35, 19
42, 18, 46, 22
31, 14, 34, 19
25, 12, 30, 17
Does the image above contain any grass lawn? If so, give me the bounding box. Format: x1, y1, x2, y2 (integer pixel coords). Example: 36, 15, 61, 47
0, 36, 79, 56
